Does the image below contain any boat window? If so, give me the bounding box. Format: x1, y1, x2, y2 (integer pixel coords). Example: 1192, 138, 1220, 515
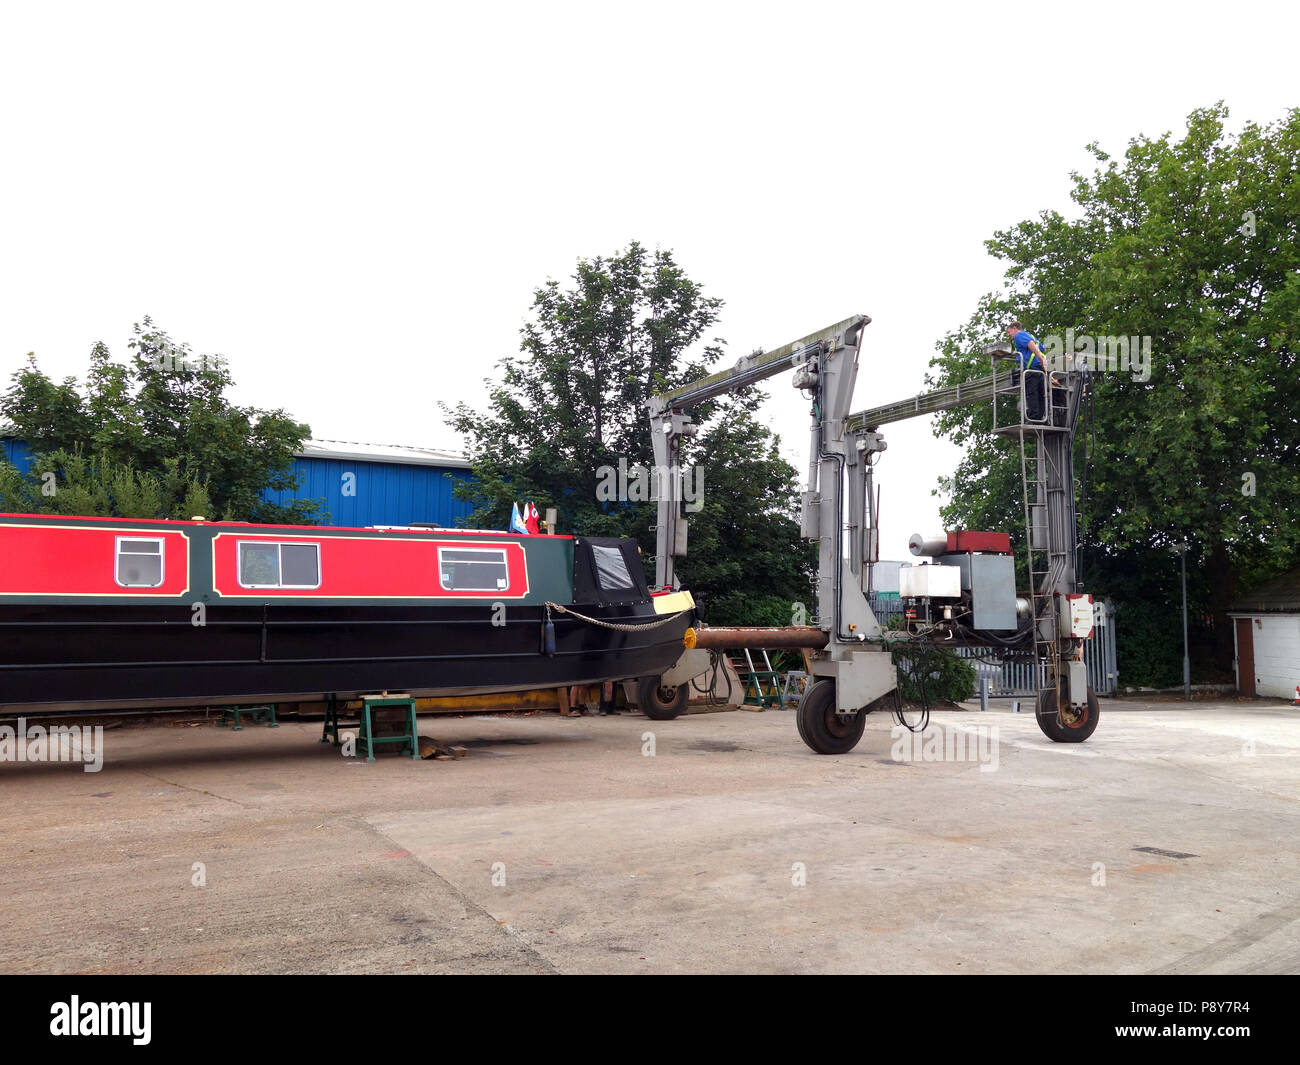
592, 544, 634, 590
237, 541, 321, 589
439, 547, 508, 591
281, 544, 320, 587
115, 537, 164, 588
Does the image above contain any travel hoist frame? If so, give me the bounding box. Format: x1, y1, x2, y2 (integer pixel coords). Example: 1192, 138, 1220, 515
647, 315, 1096, 752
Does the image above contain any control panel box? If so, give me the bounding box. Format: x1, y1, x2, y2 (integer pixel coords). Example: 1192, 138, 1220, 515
1062, 593, 1095, 638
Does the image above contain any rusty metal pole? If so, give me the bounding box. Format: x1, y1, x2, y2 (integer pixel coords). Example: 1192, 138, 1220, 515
686, 626, 830, 650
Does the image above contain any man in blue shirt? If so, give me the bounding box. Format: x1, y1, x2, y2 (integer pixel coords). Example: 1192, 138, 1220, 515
1005, 321, 1048, 422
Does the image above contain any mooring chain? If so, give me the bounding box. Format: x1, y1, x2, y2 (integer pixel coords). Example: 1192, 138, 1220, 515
545, 602, 688, 632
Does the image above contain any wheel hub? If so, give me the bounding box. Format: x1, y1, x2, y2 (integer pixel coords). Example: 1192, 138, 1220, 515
826, 710, 856, 737
1060, 702, 1088, 727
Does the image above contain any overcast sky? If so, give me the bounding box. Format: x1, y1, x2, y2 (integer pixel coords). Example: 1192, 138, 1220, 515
2, 2, 1295, 556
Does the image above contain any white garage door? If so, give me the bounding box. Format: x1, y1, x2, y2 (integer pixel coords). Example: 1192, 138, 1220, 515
1252, 615, 1300, 699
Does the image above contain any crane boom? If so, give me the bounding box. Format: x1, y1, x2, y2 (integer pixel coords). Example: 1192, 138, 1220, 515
847, 372, 999, 430
647, 315, 869, 416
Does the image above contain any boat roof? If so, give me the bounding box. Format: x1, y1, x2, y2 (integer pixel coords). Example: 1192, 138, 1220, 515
0, 512, 573, 539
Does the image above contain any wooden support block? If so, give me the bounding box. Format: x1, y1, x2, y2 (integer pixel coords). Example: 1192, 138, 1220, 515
417, 736, 470, 760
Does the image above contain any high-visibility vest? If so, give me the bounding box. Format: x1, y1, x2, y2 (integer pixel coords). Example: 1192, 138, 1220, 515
1018, 334, 1046, 372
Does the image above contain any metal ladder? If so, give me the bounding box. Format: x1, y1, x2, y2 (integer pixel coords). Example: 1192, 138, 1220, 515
740, 648, 783, 707
995, 365, 1075, 711
1017, 427, 1060, 706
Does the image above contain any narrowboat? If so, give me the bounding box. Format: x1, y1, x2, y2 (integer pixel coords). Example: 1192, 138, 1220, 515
0, 513, 696, 716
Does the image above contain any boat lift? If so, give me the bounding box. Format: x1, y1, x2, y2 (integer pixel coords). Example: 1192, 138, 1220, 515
647, 314, 1098, 753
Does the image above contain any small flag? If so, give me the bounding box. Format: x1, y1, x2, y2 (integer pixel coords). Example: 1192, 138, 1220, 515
509, 502, 528, 534
524, 502, 541, 535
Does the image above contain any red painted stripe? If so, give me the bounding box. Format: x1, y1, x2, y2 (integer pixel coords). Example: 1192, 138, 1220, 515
0, 524, 190, 596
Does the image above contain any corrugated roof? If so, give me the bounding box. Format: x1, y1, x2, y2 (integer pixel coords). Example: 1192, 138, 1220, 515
1229, 566, 1300, 614
296, 438, 470, 469
2, 424, 470, 469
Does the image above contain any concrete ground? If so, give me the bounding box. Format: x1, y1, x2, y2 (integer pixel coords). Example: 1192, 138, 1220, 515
1, 697, 1297, 974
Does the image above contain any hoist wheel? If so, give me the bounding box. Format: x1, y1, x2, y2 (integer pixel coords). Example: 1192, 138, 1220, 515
637, 675, 688, 720
1035, 685, 1100, 743
797, 679, 867, 754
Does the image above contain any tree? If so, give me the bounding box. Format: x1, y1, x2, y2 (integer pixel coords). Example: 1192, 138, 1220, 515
928, 104, 1300, 684
1, 318, 324, 523
444, 242, 722, 535
444, 241, 816, 620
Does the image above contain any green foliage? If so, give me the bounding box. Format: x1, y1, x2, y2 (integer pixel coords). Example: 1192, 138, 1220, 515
928, 104, 1300, 684
1113, 594, 1186, 689
0, 448, 215, 521
1, 357, 90, 450
443, 241, 816, 622
704, 593, 800, 628
1, 318, 324, 523
891, 644, 977, 704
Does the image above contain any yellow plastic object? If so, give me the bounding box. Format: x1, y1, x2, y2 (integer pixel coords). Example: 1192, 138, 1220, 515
652, 590, 696, 615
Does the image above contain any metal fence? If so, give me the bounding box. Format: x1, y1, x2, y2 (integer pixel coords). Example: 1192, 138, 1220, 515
959, 654, 1046, 697
870, 596, 906, 629
870, 597, 1118, 697
1086, 599, 1118, 696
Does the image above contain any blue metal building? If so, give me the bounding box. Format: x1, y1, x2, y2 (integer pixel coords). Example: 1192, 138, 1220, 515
264, 439, 477, 528
0, 430, 477, 529
1, 435, 30, 474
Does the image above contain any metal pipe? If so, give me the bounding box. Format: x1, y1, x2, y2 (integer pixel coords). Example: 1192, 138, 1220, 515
1180, 543, 1190, 701
909, 533, 947, 557
686, 626, 830, 650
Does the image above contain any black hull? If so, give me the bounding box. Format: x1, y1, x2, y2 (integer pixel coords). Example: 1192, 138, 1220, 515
0, 603, 692, 712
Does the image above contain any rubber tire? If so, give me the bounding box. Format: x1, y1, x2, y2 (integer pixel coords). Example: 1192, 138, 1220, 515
637, 675, 688, 720
1035, 685, 1100, 743
796, 678, 867, 755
